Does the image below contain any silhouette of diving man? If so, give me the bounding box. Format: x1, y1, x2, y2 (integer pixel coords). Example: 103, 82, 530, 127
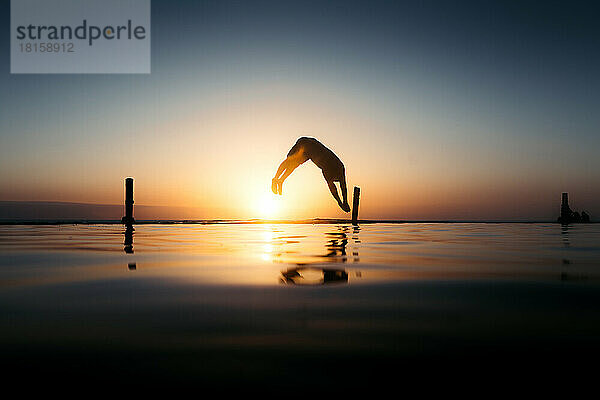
272, 137, 351, 212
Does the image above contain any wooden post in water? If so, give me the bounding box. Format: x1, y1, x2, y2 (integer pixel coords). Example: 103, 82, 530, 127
122, 177, 135, 224
352, 186, 360, 225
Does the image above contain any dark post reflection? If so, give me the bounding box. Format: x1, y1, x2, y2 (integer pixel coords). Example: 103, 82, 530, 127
352, 225, 360, 262
560, 224, 570, 248
558, 224, 587, 281
124, 224, 134, 254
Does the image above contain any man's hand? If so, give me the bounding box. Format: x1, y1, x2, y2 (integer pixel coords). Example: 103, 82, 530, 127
272, 178, 282, 195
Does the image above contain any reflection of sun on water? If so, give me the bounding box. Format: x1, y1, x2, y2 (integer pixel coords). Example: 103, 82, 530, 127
261, 227, 275, 261
255, 193, 281, 219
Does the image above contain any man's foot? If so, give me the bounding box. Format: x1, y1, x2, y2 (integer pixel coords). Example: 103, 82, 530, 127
271, 178, 278, 194
278, 181, 282, 195
339, 202, 351, 212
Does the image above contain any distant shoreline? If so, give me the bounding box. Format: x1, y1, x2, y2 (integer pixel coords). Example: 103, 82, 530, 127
1, 219, 593, 225
1, 201, 593, 224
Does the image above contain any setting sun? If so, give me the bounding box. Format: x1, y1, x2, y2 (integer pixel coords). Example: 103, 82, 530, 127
255, 193, 281, 219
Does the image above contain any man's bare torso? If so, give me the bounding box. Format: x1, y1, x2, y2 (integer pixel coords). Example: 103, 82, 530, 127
287, 137, 345, 180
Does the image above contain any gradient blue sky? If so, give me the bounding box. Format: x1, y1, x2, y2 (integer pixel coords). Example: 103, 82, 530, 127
1, 0, 599, 220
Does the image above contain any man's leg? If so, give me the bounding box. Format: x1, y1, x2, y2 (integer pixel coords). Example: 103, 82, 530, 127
339, 175, 349, 206
323, 168, 351, 212
334, 179, 351, 212
326, 179, 343, 205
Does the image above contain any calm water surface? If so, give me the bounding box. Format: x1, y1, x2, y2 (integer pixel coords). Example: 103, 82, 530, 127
1, 223, 599, 391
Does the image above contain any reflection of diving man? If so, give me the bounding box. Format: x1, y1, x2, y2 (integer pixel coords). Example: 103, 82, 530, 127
272, 137, 351, 212
281, 267, 348, 285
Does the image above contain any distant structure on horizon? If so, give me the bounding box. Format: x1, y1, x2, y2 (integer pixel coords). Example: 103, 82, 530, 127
557, 193, 590, 224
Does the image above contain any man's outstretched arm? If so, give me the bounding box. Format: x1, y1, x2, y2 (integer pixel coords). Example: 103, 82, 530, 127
273, 157, 291, 180
272, 157, 301, 195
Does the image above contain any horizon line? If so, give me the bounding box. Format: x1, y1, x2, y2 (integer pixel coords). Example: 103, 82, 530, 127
0, 218, 592, 225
